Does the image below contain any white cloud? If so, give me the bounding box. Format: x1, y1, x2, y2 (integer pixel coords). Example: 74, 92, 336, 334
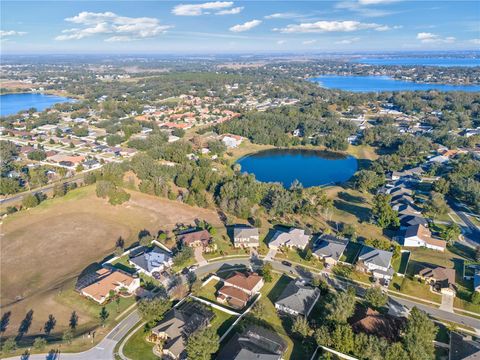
264, 12, 304, 19
416, 32, 455, 44
172, 2, 237, 16
470, 38, 480, 45
1, 30, 27, 37
275, 20, 393, 33
336, 37, 360, 44
216, 6, 243, 15
302, 39, 317, 45
358, 0, 401, 4
277, 40, 286, 45
55, 12, 171, 41
229, 19, 262, 32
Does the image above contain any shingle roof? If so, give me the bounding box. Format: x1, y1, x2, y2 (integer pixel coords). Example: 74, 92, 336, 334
233, 226, 259, 240
177, 229, 211, 246
81, 270, 136, 302
224, 272, 263, 292
358, 246, 393, 269
313, 235, 349, 261
418, 266, 456, 289
275, 280, 320, 315
269, 228, 310, 249
449, 332, 480, 360
129, 246, 172, 273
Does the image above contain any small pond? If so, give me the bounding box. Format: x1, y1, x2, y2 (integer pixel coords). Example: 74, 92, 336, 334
0, 93, 74, 116
237, 148, 358, 188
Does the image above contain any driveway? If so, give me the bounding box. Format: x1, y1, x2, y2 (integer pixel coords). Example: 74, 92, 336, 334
194, 247, 207, 266
439, 293, 455, 313
264, 248, 277, 261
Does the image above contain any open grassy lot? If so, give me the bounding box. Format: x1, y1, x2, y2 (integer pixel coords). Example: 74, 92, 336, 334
0, 185, 224, 338
392, 251, 411, 275
210, 308, 237, 337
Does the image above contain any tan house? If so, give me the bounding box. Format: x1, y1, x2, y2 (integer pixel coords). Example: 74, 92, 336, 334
402, 224, 447, 252
416, 266, 456, 296
217, 272, 264, 309
177, 229, 211, 249
233, 225, 259, 248
81, 269, 140, 304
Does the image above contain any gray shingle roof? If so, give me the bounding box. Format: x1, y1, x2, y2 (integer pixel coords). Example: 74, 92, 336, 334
275, 280, 320, 316
358, 246, 393, 269
313, 235, 349, 261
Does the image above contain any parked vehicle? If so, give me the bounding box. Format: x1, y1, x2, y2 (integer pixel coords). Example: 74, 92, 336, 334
282, 260, 292, 267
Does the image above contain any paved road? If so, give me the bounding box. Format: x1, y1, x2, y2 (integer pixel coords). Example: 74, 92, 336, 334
4, 310, 140, 360
6, 256, 479, 360
448, 199, 480, 246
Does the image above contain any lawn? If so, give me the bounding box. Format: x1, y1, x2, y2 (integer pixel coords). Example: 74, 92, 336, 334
0, 184, 225, 338
340, 242, 363, 264
122, 326, 157, 360
274, 248, 324, 270
388, 275, 442, 303
196, 279, 223, 303
392, 251, 411, 275
111, 255, 137, 274
210, 308, 237, 337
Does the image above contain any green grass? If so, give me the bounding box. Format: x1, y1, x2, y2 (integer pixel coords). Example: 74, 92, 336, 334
388, 276, 442, 303
274, 248, 323, 269
392, 251, 410, 275
111, 255, 137, 274
122, 326, 157, 360
196, 279, 222, 303
210, 308, 237, 337
340, 242, 363, 264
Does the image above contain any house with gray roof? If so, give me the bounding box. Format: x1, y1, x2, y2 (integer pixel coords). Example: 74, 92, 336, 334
233, 225, 260, 248
275, 279, 320, 317
449, 332, 480, 360
357, 246, 394, 281
128, 246, 173, 276
217, 325, 287, 360
312, 234, 349, 266
268, 227, 310, 251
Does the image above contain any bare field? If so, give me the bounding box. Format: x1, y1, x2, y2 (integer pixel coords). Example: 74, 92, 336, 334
0, 185, 223, 336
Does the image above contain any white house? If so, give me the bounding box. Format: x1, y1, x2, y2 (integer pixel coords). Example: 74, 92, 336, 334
269, 228, 310, 251
357, 246, 395, 281
128, 246, 173, 276
402, 224, 446, 252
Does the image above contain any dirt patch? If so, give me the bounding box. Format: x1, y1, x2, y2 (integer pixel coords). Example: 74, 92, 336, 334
0, 185, 223, 336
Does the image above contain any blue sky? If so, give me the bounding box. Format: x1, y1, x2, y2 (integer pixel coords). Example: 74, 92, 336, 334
1, 1, 479, 53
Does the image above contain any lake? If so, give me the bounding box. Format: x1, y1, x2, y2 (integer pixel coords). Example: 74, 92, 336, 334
0, 93, 74, 116
352, 57, 480, 67
237, 149, 358, 188
310, 75, 480, 93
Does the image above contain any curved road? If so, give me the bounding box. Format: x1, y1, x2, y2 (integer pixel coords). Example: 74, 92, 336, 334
5, 257, 480, 360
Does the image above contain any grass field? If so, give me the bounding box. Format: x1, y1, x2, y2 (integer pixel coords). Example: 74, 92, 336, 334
122, 326, 157, 360
0, 185, 224, 338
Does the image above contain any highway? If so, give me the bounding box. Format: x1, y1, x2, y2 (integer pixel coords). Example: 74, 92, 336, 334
5, 256, 480, 360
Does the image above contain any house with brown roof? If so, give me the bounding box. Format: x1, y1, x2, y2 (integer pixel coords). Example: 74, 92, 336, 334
81, 269, 140, 304
402, 224, 446, 252
216, 272, 264, 309
416, 266, 457, 296
177, 229, 212, 250
350, 307, 405, 342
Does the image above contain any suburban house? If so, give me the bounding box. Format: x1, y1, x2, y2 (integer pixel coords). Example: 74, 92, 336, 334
233, 225, 259, 248
391, 166, 424, 181
312, 234, 349, 266
399, 214, 428, 229
217, 325, 287, 360
268, 227, 310, 251
217, 272, 264, 309
350, 307, 405, 342
128, 246, 173, 276
401, 224, 446, 251
81, 269, 140, 304
416, 266, 457, 296
449, 332, 480, 360
150, 302, 214, 360
357, 246, 395, 281
221, 134, 243, 148
177, 229, 212, 249
274, 279, 321, 317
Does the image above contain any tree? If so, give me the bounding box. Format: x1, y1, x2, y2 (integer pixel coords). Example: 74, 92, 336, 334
441, 223, 461, 244
33, 337, 47, 350
372, 194, 400, 229
137, 298, 171, 327
315, 326, 331, 347
27, 150, 47, 161
304, 248, 313, 261
69, 311, 78, 331
261, 262, 273, 282
424, 192, 448, 220
471, 292, 480, 305
331, 324, 354, 354
99, 307, 109, 326
22, 194, 40, 208
63, 329, 74, 344
44, 314, 56, 336
0, 311, 11, 335
250, 298, 267, 318
139, 234, 153, 246
0, 178, 20, 195
53, 183, 67, 197
354, 170, 384, 193
186, 327, 219, 360
2, 338, 16, 353
403, 307, 437, 360
433, 178, 450, 194
385, 342, 409, 360
173, 246, 194, 268
364, 286, 388, 309
96, 180, 115, 199
325, 287, 356, 323
292, 316, 311, 339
